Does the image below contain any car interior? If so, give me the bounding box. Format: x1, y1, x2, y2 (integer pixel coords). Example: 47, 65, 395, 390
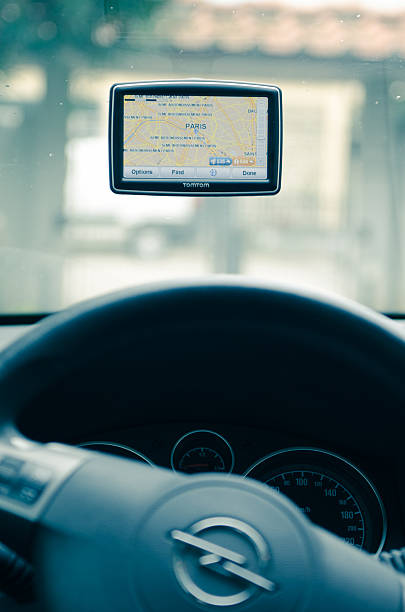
2, 1, 405, 611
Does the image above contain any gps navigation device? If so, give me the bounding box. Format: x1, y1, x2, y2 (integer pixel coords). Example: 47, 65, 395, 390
109, 80, 282, 196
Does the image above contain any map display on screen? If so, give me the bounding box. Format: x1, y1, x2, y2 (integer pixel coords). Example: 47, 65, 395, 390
122, 95, 268, 181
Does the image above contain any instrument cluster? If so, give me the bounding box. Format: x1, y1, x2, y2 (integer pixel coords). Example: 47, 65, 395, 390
78, 428, 387, 554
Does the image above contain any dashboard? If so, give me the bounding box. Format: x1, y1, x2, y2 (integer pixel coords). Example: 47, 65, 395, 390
67, 422, 402, 556
1, 316, 405, 560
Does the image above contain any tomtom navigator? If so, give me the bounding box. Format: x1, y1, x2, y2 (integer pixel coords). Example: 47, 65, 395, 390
109, 80, 282, 196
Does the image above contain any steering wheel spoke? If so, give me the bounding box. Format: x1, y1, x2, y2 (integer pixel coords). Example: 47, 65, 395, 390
0, 440, 85, 558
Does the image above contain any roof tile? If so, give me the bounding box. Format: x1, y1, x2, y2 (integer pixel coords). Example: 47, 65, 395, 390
161, 1, 405, 59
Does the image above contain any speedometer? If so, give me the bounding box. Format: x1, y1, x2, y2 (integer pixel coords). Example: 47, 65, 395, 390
244, 447, 386, 553
266, 470, 365, 548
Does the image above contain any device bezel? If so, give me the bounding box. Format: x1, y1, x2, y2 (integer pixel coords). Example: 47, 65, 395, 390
109, 80, 282, 196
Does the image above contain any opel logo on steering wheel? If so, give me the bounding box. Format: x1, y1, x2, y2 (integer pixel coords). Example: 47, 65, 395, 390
170, 517, 277, 607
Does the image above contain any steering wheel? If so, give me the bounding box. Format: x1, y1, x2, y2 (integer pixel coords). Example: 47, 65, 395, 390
0, 279, 405, 612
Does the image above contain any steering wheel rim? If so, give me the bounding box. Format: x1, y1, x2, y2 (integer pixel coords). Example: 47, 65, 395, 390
0, 279, 405, 612
1, 277, 405, 436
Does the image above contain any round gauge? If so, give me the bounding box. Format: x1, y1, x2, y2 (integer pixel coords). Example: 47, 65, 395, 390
178, 447, 225, 473
244, 447, 386, 553
266, 470, 365, 548
78, 442, 153, 465
171, 430, 234, 474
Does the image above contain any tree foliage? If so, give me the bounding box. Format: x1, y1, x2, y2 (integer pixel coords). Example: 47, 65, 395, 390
0, 0, 168, 66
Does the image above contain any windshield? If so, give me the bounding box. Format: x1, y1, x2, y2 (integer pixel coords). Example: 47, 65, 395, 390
1, 0, 404, 314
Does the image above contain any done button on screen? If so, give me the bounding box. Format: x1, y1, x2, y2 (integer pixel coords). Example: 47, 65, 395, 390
122, 94, 268, 182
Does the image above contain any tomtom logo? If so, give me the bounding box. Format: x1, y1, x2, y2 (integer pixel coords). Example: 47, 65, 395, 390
183, 182, 210, 188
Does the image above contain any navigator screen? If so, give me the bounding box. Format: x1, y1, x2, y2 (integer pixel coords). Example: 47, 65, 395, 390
122, 95, 268, 181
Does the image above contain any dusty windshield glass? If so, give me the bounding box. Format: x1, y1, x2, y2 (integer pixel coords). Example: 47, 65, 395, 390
0, 0, 404, 313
